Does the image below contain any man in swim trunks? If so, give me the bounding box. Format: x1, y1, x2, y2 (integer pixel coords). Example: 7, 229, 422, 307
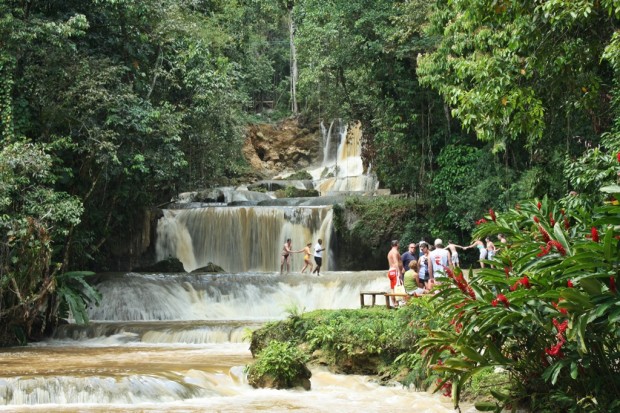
447, 240, 463, 268
280, 238, 302, 275
387, 240, 404, 307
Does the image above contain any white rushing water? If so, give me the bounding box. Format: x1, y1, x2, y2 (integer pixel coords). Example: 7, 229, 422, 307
0, 271, 477, 412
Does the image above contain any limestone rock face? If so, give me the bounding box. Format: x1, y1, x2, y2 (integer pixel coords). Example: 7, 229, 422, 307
243, 117, 321, 177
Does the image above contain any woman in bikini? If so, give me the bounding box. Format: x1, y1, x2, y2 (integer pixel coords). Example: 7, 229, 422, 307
464, 239, 487, 268
300, 242, 314, 273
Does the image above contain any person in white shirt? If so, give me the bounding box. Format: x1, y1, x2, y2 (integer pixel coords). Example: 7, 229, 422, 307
429, 238, 452, 279
311, 239, 326, 276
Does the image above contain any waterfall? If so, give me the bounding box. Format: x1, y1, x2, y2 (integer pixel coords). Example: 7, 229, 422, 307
312, 120, 379, 195
156, 206, 333, 273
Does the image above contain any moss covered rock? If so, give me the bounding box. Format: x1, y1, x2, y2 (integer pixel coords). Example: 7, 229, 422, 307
247, 340, 312, 390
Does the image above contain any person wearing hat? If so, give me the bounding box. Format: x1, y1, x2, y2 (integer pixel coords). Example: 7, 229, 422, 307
300, 242, 314, 274
428, 238, 452, 280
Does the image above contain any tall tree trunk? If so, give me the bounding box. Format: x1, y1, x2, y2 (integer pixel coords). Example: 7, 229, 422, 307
289, 9, 298, 115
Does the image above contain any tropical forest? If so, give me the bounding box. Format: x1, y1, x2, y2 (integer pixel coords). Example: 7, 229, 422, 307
1, 1, 619, 412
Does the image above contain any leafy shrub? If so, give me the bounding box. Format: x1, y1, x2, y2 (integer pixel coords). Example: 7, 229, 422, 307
286, 170, 313, 180
419, 186, 620, 412
274, 186, 319, 198
246, 340, 310, 389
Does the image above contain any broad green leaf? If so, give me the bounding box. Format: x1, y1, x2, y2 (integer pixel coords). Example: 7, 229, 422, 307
570, 362, 579, 380
474, 401, 499, 411
458, 345, 486, 364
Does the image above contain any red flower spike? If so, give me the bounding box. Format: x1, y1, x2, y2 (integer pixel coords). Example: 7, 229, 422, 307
539, 225, 551, 243
617, 151, 620, 162
537, 201, 542, 210
545, 343, 564, 358
533, 216, 540, 223
552, 301, 568, 315
591, 227, 599, 243
549, 240, 566, 256
491, 299, 498, 307
496, 293, 510, 308
549, 213, 556, 227
489, 208, 496, 222
564, 217, 570, 230
567, 279, 573, 288
521, 276, 530, 289
553, 318, 568, 334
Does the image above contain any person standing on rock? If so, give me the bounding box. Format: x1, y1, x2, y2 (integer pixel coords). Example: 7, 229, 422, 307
311, 239, 326, 276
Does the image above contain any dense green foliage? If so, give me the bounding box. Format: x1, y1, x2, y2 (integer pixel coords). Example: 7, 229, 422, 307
332, 196, 426, 270
0, 0, 294, 341
422, 184, 620, 411
249, 303, 509, 401
246, 340, 310, 389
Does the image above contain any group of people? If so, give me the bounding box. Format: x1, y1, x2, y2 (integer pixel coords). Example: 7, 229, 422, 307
386, 235, 507, 306
280, 238, 325, 276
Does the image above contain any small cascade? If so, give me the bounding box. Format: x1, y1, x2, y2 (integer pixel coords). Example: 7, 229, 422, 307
155, 206, 333, 273
85, 272, 388, 322
311, 120, 379, 195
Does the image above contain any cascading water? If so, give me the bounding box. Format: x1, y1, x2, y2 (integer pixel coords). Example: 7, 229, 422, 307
0, 271, 472, 412
311, 120, 379, 195
0, 119, 467, 412
155, 206, 333, 273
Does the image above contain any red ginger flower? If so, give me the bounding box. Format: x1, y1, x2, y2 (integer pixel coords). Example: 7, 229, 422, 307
545, 342, 564, 358
537, 240, 566, 256
553, 318, 568, 335
533, 216, 540, 223
504, 266, 511, 278
476, 218, 487, 225
564, 216, 570, 230
495, 293, 509, 308
520, 276, 530, 289
546, 318, 568, 359
538, 225, 551, 243
591, 227, 599, 243
549, 240, 566, 256
537, 244, 551, 257
549, 213, 555, 226
567, 279, 573, 288
489, 208, 496, 222
510, 276, 531, 291
552, 301, 568, 315
537, 201, 542, 210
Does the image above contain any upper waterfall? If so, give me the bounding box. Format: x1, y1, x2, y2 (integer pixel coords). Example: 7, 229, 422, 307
309, 120, 378, 195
